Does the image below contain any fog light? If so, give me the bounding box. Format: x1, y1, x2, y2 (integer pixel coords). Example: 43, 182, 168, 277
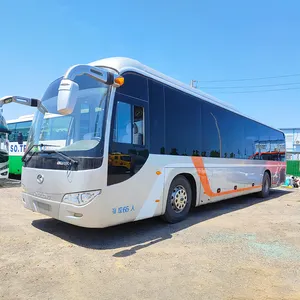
74, 213, 83, 217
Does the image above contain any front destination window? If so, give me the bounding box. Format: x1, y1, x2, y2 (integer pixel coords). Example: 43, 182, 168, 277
25, 74, 111, 170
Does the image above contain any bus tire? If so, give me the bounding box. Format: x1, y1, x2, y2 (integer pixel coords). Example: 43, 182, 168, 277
257, 172, 271, 198
162, 175, 192, 223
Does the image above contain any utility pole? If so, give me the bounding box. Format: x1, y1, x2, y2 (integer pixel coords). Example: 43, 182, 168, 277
190, 80, 197, 88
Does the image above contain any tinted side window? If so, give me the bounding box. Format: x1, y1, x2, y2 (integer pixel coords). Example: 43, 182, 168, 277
202, 103, 245, 158
108, 92, 149, 186
220, 111, 245, 159
148, 80, 165, 154
262, 127, 285, 161
279, 132, 286, 158
247, 123, 286, 161
258, 125, 274, 160
244, 119, 259, 159
113, 101, 132, 144
258, 125, 271, 155
112, 101, 145, 146
201, 103, 221, 157
133, 105, 145, 146
165, 87, 201, 155
117, 73, 148, 101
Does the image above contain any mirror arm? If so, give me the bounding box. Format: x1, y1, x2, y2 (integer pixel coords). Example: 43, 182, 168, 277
57, 64, 119, 116
0, 96, 39, 108
63, 64, 114, 85
0, 96, 47, 114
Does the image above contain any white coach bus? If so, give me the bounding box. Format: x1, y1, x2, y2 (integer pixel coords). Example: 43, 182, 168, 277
1, 57, 286, 228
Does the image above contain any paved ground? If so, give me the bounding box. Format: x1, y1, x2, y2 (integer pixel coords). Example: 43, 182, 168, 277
1, 181, 300, 300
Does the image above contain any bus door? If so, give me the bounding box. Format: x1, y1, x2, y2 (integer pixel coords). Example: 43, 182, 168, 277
108, 93, 149, 186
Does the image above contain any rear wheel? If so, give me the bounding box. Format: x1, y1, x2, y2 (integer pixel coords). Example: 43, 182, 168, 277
162, 176, 192, 223
258, 172, 271, 198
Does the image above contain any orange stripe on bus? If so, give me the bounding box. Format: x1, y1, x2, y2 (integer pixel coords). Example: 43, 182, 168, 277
191, 157, 262, 198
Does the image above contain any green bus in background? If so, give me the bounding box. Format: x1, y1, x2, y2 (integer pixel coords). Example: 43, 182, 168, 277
7, 113, 70, 177
7, 115, 32, 176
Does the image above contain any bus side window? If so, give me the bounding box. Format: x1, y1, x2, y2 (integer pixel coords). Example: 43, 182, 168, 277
7, 123, 17, 142
113, 101, 145, 146
133, 105, 144, 146
113, 102, 132, 144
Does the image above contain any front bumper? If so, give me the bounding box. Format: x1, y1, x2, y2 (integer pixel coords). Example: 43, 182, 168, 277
22, 193, 61, 219
21, 192, 104, 228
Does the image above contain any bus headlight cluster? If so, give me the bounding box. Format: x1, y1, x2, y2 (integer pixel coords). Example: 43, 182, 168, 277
62, 190, 101, 206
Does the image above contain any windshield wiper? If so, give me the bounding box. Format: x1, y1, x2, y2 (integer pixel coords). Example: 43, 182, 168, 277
22, 143, 79, 169
22, 143, 60, 162
41, 149, 79, 168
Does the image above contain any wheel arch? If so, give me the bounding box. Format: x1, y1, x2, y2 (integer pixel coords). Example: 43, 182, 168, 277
265, 169, 271, 184
265, 169, 271, 178
180, 173, 197, 208
162, 171, 198, 215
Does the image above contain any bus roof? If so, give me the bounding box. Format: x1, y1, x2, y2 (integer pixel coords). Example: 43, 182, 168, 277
90, 57, 283, 134
6, 57, 284, 134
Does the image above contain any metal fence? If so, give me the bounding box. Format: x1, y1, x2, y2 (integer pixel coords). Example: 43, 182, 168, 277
286, 160, 300, 177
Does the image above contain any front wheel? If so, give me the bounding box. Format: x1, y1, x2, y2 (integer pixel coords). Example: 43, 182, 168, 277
257, 172, 271, 198
162, 176, 192, 223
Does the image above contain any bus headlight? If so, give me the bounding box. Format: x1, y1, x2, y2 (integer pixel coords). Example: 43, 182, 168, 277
62, 190, 101, 206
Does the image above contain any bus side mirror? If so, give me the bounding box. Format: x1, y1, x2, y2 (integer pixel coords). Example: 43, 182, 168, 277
57, 79, 79, 115
17, 132, 24, 145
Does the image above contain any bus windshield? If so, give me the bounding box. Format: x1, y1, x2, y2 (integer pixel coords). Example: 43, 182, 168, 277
0, 114, 9, 134
0, 114, 9, 152
0, 133, 8, 152
26, 74, 110, 167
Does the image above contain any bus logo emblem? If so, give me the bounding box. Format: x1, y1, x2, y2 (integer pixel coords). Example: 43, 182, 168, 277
37, 174, 44, 184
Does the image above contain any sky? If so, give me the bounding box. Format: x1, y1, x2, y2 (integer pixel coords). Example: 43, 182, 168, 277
0, 0, 299, 129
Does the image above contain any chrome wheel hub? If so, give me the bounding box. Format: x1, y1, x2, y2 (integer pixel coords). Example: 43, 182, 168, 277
171, 185, 188, 213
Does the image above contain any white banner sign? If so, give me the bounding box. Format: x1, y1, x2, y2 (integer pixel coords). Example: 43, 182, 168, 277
9, 142, 27, 156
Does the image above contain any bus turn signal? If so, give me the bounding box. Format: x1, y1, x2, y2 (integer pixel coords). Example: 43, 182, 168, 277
114, 76, 124, 86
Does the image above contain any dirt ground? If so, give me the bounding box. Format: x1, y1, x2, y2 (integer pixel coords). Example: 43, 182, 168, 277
1, 180, 300, 300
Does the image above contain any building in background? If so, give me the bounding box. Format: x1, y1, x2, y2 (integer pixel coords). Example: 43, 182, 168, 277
280, 128, 300, 160
279, 128, 300, 177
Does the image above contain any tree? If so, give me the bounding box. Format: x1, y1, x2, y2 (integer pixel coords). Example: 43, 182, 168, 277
210, 150, 220, 157
170, 148, 179, 155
